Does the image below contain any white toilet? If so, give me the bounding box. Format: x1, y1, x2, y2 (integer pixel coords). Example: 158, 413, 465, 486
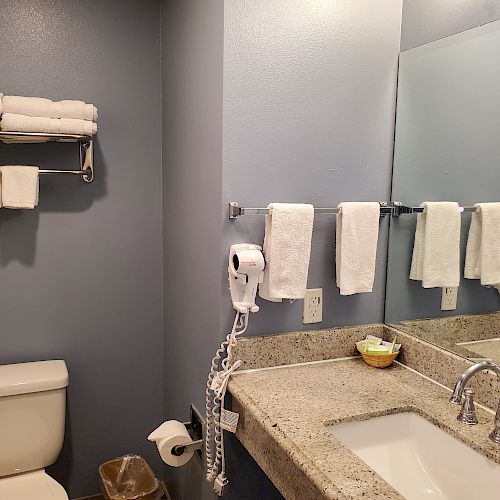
0, 360, 69, 500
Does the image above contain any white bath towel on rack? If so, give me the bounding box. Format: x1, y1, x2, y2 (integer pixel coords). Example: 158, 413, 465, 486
0, 166, 39, 209
464, 203, 500, 291
259, 203, 314, 302
336, 202, 380, 295
1, 113, 97, 136
410, 202, 461, 288
0, 95, 97, 121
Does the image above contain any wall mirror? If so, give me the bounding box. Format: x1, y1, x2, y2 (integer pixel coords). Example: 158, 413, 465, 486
385, 19, 500, 362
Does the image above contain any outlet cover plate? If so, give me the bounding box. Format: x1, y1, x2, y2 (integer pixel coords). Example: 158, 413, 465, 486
441, 287, 458, 311
303, 288, 323, 324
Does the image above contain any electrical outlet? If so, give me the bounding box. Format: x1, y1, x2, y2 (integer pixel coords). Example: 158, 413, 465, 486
441, 287, 458, 311
303, 288, 323, 324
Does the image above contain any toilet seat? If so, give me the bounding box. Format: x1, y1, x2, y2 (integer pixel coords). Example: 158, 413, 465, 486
0, 469, 68, 500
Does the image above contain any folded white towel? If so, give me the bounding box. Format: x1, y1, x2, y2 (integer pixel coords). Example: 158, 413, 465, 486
0, 166, 39, 209
1, 113, 97, 136
336, 202, 380, 295
464, 203, 500, 290
259, 203, 314, 302
0, 95, 97, 121
410, 202, 461, 288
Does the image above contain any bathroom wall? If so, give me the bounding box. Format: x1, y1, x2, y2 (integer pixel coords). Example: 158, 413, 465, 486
161, 0, 226, 498
222, 0, 403, 337
0, 1, 163, 498
401, 0, 500, 50
163, 1, 403, 499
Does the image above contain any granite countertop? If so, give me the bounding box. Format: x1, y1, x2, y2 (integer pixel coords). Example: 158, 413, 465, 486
228, 358, 500, 500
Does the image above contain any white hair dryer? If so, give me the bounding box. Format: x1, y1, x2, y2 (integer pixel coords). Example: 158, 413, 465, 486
228, 244, 265, 313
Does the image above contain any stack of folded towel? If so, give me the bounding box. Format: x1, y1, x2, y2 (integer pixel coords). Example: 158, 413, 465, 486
410, 202, 461, 288
465, 203, 500, 291
0, 94, 98, 136
259, 203, 315, 302
0, 166, 39, 209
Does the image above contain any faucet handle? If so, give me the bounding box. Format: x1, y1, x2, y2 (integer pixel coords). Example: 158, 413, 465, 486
457, 388, 478, 425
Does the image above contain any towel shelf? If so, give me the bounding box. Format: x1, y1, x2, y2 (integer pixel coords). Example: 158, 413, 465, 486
228, 201, 479, 219
0, 131, 94, 183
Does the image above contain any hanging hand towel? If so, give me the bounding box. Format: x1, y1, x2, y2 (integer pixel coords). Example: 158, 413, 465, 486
0, 166, 39, 209
409, 202, 460, 288
1, 95, 98, 121
336, 202, 380, 295
0, 113, 97, 136
259, 203, 314, 302
464, 203, 500, 290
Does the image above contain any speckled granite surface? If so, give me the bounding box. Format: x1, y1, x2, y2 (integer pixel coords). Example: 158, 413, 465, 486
388, 327, 500, 410
232, 323, 399, 370
229, 358, 500, 500
234, 323, 500, 411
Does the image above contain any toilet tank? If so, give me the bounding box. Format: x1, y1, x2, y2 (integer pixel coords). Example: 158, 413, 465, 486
0, 360, 69, 477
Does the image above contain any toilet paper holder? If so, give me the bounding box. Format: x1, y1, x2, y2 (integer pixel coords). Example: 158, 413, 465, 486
174, 404, 204, 458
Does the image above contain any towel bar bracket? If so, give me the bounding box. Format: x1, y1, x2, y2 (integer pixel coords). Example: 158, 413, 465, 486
79, 139, 94, 183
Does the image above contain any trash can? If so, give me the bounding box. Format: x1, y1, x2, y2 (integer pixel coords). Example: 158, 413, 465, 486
99, 455, 164, 500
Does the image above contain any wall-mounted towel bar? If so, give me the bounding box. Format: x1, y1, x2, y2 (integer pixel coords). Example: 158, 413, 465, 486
229, 202, 479, 219
0, 132, 94, 183
390, 202, 477, 216
229, 202, 393, 219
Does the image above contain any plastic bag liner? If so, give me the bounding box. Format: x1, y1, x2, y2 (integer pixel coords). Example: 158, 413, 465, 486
99, 455, 163, 500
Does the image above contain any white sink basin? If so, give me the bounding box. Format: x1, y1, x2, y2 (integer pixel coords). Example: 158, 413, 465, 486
327, 412, 500, 500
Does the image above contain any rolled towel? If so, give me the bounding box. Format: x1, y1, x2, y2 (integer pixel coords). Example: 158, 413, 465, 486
336, 202, 380, 295
259, 203, 314, 301
1, 113, 97, 136
464, 203, 500, 290
1, 95, 97, 121
0, 166, 39, 209
410, 202, 461, 288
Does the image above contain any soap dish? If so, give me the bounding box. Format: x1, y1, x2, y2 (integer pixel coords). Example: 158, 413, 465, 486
360, 351, 399, 368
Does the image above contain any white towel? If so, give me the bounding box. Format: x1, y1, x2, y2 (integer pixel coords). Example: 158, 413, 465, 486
259, 203, 314, 302
1, 95, 97, 121
0, 166, 39, 209
336, 202, 380, 295
410, 202, 461, 288
1, 113, 97, 136
464, 203, 500, 290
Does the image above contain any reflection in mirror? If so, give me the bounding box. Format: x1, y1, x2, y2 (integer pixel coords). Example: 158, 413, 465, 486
385, 20, 500, 363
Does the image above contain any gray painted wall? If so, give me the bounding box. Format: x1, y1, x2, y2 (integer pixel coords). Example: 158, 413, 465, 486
161, 1, 225, 499
222, 0, 403, 337
0, 1, 163, 497
386, 21, 500, 323
401, 0, 500, 50
162, 1, 403, 499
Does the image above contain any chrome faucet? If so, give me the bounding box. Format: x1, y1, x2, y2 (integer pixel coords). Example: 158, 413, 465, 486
450, 360, 500, 444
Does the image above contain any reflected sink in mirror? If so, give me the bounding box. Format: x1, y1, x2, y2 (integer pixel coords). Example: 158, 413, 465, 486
327, 412, 500, 500
393, 312, 500, 364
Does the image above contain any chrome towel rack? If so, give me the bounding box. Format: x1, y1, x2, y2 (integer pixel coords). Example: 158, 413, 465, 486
228, 201, 478, 219
0, 131, 94, 183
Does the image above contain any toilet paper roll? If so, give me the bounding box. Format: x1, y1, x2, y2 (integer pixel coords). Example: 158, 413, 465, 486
155, 420, 194, 467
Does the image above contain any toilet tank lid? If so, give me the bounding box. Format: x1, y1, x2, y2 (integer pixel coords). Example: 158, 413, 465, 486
0, 360, 68, 397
